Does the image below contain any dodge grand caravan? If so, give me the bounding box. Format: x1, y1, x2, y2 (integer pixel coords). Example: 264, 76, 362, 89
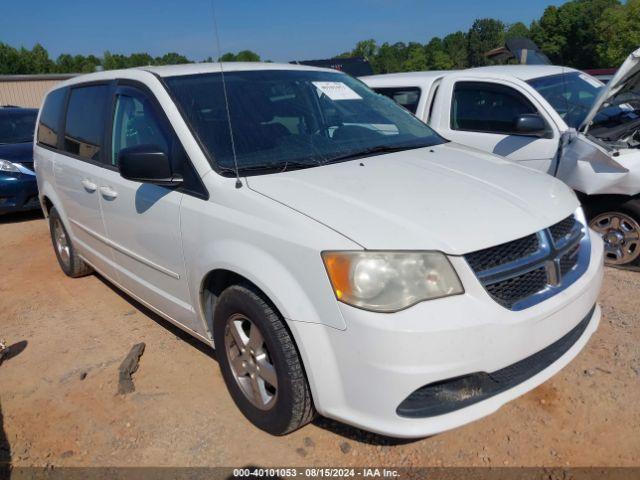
35, 63, 604, 438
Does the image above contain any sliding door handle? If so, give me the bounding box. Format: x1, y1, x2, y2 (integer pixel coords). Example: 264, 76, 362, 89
99, 186, 118, 200
81, 178, 97, 192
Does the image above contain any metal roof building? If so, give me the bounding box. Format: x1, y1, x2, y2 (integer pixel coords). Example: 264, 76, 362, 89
0, 74, 78, 108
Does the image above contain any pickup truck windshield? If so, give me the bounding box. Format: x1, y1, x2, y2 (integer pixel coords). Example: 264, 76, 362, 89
164, 70, 444, 175
529, 71, 640, 137
0, 109, 38, 145
527, 72, 605, 129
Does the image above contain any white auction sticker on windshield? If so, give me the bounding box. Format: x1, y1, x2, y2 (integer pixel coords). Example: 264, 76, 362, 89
312, 81, 362, 100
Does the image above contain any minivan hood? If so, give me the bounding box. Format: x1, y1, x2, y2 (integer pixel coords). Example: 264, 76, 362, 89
246, 143, 578, 254
581, 47, 640, 134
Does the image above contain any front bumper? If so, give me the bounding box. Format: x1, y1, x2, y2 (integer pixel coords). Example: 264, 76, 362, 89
289, 230, 604, 438
0, 171, 39, 214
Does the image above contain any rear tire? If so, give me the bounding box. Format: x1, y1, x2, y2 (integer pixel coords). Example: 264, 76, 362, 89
588, 199, 640, 267
48, 207, 93, 277
213, 284, 316, 435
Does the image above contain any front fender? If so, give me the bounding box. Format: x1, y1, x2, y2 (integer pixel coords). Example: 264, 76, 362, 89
190, 238, 347, 334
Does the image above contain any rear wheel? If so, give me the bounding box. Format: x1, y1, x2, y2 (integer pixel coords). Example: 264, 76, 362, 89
213, 284, 315, 435
48, 207, 93, 277
588, 201, 640, 266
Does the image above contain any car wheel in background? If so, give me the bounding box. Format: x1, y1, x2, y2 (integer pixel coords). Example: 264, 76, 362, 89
589, 200, 640, 267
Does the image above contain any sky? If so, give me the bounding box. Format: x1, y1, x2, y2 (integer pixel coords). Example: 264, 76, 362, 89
2, 0, 566, 62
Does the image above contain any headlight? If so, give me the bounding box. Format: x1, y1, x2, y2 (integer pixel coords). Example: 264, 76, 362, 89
322, 251, 464, 312
0, 159, 20, 173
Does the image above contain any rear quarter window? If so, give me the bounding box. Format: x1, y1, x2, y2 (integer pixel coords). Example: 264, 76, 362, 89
37, 88, 66, 148
63, 85, 110, 162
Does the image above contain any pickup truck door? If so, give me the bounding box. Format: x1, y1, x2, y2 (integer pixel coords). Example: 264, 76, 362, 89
429, 76, 560, 174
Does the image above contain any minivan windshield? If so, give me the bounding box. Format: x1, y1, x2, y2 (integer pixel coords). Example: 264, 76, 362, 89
165, 70, 444, 175
0, 109, 38, 144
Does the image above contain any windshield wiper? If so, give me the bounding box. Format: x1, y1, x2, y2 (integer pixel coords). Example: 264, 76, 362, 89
221, 144, 432, 176
233, 160, 320, 175
322, 144, 431, 165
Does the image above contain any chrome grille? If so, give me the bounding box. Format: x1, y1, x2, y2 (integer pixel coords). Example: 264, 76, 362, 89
465, 214, 590, 310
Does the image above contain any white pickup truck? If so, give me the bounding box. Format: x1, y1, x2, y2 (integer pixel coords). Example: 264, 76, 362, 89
362, 48, 640, 267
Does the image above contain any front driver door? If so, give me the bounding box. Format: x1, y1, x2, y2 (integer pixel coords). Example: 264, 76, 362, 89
434, 78, 560, 174
97, 84, 201, 334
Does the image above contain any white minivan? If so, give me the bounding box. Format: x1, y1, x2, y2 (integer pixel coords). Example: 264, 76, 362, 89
363, 48, 640, 267
35, 63, 603, 438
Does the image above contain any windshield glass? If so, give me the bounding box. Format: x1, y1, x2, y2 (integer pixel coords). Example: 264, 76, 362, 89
528, 72, 604, 129
0, 109, 38, 144
164, 70, 444, 175
529, 71, 640, 134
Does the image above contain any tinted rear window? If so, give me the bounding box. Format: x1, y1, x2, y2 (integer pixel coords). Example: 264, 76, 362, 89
63, 85, 110, 161
37, 88, 66, 148
374, 87, 421, 114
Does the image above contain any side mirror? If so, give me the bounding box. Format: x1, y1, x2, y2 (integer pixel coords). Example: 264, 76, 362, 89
118, 144, 182, 186
514, 113, 548, 137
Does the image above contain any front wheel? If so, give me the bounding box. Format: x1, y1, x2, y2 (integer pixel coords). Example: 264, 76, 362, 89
588, 202, 640, 266
213, 284, 316, 435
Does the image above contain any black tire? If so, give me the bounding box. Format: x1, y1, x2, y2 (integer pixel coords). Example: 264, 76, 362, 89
48, 207, 93, 278
213, 284, 316, 435
588, 198, 640, 267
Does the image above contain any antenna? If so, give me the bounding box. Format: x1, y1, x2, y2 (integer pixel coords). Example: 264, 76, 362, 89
210, 0, 242, 188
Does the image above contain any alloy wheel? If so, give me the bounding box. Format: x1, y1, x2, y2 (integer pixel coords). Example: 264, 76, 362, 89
589, 212, 640, 265
224, 313, 278, 410
52, 217, 71, 268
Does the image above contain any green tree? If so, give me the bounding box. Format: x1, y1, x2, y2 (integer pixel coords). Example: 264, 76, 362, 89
335, 39, 378, 61
234, 50, 261, 62
80, 54, 101, 72
126, 53, 154, 67
424, 38, 454, 70
155, 52, 190, 65
26, 44, 54, 73
218, 50, 261, 62
505, 22, 530, 40
467, 18, 505, 66
218, 52, 237, 62
102, 51, 127, 70
402, 42, 428, 71
442, 31, 468, 69
596, 0, 640, 67
0, 42, 21, 74
55, 53, 73, 72
352, 39, 378, 60
530, 0, 620, 68
372, 42, 407, 73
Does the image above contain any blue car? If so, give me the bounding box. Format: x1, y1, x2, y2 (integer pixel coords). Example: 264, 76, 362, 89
0, 106, 39, 215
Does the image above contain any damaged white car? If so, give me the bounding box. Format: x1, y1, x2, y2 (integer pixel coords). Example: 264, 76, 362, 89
363, 48, 640, 266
